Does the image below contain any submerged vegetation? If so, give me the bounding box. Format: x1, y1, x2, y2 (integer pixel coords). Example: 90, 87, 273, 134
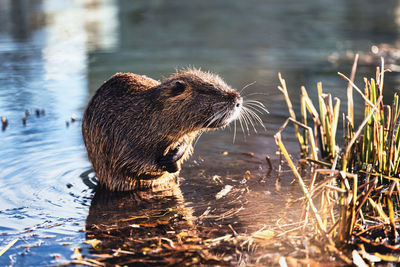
275, 56, 400, 264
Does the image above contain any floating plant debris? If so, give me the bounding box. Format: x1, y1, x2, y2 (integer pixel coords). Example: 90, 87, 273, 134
1, 116, 8, 131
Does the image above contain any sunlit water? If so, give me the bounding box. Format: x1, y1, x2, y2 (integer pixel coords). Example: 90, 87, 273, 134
1, 0, 400, 265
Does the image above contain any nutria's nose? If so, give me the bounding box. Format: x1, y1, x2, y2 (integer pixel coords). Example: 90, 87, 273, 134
235, 96, 243, 108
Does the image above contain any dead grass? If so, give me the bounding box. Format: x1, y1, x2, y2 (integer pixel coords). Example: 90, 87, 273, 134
275, 55, 400, 265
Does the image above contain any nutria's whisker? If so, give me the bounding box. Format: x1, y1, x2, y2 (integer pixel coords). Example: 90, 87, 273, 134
244, 102, 270, 114
244, 99, 269, 110
220, 108, 229, 125
244, 99, 266, 105
245, 102, 269, 113
212, 103, 226, 110
238, 112, 246, 135
233, 119, 237, 143
247, 108, 265, 129
240, 110, 251, 135
204, 109, 225, 128
204, 112, 219, 128
243, 111, 253, 135
244, 99, 269, 109
243, 106, 266, 131
193, 130, 205, 149
203, 107, 231, 130
212, 102, 226, 108
243, 92, 269, 98
245, 105, 269, 115
244, 102, 260, 114
244, 109, 258, 133
218, 107, 231, 128
239, 81, 256, 94
238, 113, 246, 138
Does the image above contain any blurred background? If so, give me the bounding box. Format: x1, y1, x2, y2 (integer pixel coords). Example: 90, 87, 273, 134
1, 0, 400, 265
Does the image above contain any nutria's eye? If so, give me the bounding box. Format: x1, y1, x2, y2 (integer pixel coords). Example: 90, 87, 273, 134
171, 81, 186, 96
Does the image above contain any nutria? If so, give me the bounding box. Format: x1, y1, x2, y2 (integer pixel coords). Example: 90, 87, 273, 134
82, 68, 243, 191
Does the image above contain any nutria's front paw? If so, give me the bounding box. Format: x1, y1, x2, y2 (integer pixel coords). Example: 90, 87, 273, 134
158, 144, 186, 173
162, 161, 181, 173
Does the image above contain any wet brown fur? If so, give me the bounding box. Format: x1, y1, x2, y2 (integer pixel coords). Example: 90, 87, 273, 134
82, 69, 241, 191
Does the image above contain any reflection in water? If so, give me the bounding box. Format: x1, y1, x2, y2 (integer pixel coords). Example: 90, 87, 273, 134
84, 170, 279, 265
1, 0, 400, 265
83, 160, 287, 265
86, 184, 210, 265
10, 0, 30, 41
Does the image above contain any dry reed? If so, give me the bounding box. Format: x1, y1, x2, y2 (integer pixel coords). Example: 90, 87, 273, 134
275, 56, 400, 265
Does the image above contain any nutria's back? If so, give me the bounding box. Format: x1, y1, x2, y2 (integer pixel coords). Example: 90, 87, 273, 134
82, 69, 242, 191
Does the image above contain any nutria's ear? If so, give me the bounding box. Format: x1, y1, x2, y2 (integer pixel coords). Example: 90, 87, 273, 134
170, 80, 186, 96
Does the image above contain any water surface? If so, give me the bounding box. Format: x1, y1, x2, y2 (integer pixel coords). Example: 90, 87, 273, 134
1, 0, 400, 265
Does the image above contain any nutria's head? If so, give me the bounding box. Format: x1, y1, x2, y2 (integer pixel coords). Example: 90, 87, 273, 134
161, 69, 243, 130
152, 69, 242, 172
82, 68, 243, 191
156, 69, 242, 141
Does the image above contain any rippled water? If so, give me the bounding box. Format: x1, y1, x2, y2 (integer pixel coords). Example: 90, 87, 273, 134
1, 0, 400, 265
